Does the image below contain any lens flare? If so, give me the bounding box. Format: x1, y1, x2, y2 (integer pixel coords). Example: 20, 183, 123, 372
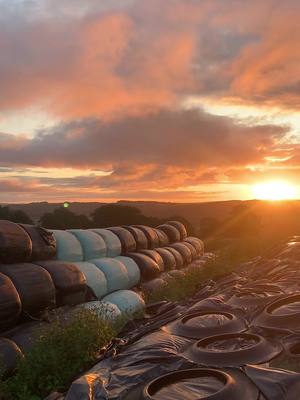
252, 181, 298, 201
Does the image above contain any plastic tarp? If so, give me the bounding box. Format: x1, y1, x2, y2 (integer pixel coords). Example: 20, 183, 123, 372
0, 272, 21, 332
0, 263, 56, 317
90, 258, 130, 293
90, 229, 121, 257
115, 256, 141, 288
0, 220, 32, 264
102, 289, 145, 316
68, 229, 106, 260
19, 224, 56, 261
72, 262, 108, 299
34, 260, 87, 306
51, 230, 83, 262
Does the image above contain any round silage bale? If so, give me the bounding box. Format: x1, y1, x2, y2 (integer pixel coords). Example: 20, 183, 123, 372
68, 229, 106, 260
19, 224, 56, 261
102, 290, 145, 316
0, 272, 21, 332
123, 226, 148, 250
115, 256, 141, 287
154, 228, 169, 247
164, 246, 184, 269
0, 338, 23, 375
34, 260, 87, 306
155, 248, 176, 271
0, 220, 32, 264
185, 237, 204, 255
127, 253, 160, 281
157, 224, 181, 244
182, 241, 198, 260
72, 262, 108, 299
139, 249, 165, 272
132, 225, 160, 249
167, 220, 188, 240
106, 227, 136, 254
90, 258, 130, 293
51, 230, 83, 262
79, 301, 122, 323
90, 229, 121, 257
169, 242, 192, 265
0, 263, 56, 317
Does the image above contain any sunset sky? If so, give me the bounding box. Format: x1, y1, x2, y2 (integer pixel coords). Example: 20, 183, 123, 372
0, 0, 299, 203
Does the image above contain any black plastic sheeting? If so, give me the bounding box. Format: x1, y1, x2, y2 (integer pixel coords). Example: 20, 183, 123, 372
63, 236, 300, 399
0, 220, 32, 264
19, 224, 56, 261
0, 272, 21, 332
0, 263, 56, 317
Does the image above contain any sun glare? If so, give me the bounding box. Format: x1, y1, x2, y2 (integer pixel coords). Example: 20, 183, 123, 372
252, 181, 298, 201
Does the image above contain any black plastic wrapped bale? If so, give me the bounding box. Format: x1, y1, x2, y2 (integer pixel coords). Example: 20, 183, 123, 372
143, 368, 259, 400
0, 338, 23, 375
0, 220, 32, 264
107, 227, 136, 254
165, 310, 247, 339
155, 248, 176, 271
164, 246, 184, 269
185, 333, 282, 367
167, 220, 188, 240
127, 253, 160, 281
0, 263, 56, 317
157, 224, 181, 244
0, 272, 21, 332
19, 224, 56, 261
154, 229, 169, 247
123, 226, 148, 251
185, 237, 204, 256
35, 261, 87, 306
169, 242, 192, 265
6, 321, 47, 354
139, 249, 164, 272
132, 225, 160, 249
182, 241, 197, 260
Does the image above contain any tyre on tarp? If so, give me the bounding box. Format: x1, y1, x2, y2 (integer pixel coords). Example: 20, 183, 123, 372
185, 237, 204, 256
132, 225, 160, 249
0, 272, 21, 332
167, 220, 188, 240
34, 261, 87, 306
90, 258, 130, 293
139, 249, 165, 272
164, 247, 184, 269
106, 227, 136, 254
127, 253, 160, 281
143, 368, 259, 400
68, 229, 106, 260
0, 220, 32, 264
0, 338, 23, 375
169, 242, 192, 264
72, 262, 108, 299
51, 230, 83, 262
182, 241, 197, 260
115, 256, 141, 288
154, 229, 169, 247
0, 263, 56, 317
102, 289, 145, 317
19, 224, 56, 261
90, 229, 121, 257
157, 224, 180, 244
78, 301, 122, 323
122, 226, 148, 251
155, 248, 176, 271
185, 333, 282, 367
165, 310, 247, 339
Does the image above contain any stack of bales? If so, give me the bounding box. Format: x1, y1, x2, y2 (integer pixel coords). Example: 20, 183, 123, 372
0, 219, 205, 374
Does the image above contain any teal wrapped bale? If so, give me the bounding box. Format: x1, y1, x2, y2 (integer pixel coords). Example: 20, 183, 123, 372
102, 290, 145, 316
51, 230, 83, 262
73, 262, 107, 299
68, 229, 106, 260
90, 258, 130, 293
0, 220, 32, 264
90, 229, 121, 257
0, 272, 21, 332
115, 256, 141, 287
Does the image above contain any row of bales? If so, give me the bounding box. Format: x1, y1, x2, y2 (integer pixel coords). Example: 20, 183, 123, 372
0, 219, 206, 374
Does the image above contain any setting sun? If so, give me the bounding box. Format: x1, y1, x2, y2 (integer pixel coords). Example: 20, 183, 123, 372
252, 181, 298, 201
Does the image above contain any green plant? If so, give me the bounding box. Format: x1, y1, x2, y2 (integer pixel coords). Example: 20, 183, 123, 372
0, 308, 117, 400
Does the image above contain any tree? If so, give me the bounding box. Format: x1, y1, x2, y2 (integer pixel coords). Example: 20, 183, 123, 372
0, 206, 33, 224
91, 204, 153, 227
40, 207, 91, 229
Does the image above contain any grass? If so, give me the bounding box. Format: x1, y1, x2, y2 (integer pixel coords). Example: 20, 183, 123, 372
0, 307, 118, 400
144, 257, 236, 304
